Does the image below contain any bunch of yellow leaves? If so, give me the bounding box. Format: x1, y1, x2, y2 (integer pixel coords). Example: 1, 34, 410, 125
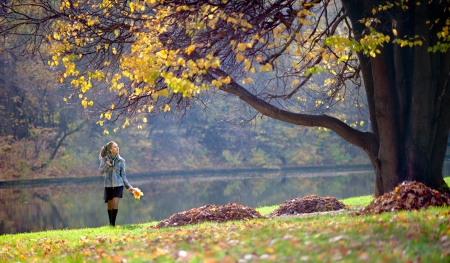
131, 188, 144, 199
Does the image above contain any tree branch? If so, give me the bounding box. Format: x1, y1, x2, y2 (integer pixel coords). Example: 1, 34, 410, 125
206, 67, 378, 157
31, 119, 88, 171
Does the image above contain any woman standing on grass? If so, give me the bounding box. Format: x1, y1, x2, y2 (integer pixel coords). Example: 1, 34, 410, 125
99, 141, 134, 227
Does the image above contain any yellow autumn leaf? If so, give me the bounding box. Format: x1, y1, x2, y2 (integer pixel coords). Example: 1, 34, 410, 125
212, 79, 222, 87
210, 59, 220, 68
236, 53, 244, 62
142, 117, 147, 123
164, 104, 171, 112
237, 43, 246, 51
105, 111, 112, 120
134, 88, 142, 95
244, 59, 251, 72
260, 63, 271, 72
185, 44, 196, 55
392, 29, 398, 36
177, 57, 186, 66
122, 118, 130, 129
132, 188, 144, 199
222, 76, 232, 84
158, 89, 169, 97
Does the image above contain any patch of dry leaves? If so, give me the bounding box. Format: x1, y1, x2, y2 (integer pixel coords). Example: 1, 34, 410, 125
150, 203, 263, 229
355, 181, 450, 215
151, 195, 348, 228
269, 195, 347, 217
150, 181, 450, 229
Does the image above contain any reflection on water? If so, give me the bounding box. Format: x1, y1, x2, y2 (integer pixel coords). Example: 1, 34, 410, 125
0, 168, 374, 235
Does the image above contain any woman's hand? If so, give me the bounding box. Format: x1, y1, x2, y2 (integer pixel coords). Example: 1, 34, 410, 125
128, 187, 134, 193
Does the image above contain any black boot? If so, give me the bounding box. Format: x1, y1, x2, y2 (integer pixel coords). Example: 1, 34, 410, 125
108, 209, 112, 226
111, 209, 118, 226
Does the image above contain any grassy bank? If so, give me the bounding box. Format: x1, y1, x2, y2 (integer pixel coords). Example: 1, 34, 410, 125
1, 191, 450, 263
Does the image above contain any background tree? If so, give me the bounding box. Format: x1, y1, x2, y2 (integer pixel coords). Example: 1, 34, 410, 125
1, 0, 449, 196
0, 48, 92, 178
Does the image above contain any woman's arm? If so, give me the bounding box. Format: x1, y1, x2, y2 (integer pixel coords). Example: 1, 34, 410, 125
99, 157, 112, 175
119, 159, 133, 190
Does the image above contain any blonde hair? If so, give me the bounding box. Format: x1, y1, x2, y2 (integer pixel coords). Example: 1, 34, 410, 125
99, 141, 116, 159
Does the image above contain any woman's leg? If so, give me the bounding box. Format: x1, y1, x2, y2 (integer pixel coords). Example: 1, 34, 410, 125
106, 188, 112, 226
107, 209, 112, 226
109, 197, 120, 226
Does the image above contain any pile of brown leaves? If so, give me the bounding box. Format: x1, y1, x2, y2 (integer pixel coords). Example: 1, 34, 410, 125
355, 181, 450, 215
151, 203, 263, 228
269, 195, 346, 216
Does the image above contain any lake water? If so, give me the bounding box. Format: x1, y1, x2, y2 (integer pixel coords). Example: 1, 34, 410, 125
1, 166, 376, 235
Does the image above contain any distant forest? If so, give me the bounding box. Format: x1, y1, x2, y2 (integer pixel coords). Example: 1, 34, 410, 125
0, 50, 372, 181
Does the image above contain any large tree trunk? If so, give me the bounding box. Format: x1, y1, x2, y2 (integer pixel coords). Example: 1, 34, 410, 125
342, 0, 450, 196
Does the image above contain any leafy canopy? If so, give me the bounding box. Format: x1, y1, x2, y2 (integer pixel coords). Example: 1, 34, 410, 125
1, 0, 449, 132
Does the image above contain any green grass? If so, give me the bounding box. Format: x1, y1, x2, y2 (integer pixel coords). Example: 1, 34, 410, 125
2, 182, 450, 262
255, 205, 279, 216
341, 195, 374, 207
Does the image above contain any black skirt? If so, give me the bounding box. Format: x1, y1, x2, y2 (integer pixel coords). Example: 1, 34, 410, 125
104, 186, 124, 203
